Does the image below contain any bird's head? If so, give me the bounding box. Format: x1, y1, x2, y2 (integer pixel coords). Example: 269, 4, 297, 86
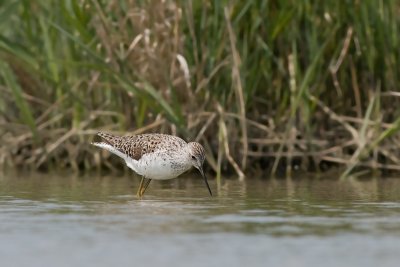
187, 142, 212, 196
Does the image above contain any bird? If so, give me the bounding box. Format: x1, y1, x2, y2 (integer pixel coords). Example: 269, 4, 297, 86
91, 131, 212, 198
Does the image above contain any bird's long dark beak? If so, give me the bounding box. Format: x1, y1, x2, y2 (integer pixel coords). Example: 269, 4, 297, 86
198, 166, 212, 196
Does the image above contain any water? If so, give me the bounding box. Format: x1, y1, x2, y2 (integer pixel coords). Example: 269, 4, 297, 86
1, 173, 400, 267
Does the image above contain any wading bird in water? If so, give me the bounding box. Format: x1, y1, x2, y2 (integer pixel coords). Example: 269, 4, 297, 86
92, 132, 212, 198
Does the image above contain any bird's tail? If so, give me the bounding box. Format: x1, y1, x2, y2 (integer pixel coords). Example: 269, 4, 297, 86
96, 131, 121, 146
92, 140, 127, 161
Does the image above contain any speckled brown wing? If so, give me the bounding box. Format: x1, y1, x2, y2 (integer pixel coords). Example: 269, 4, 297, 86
97, 132, 142, 160
97, 132, 181, 161
97, 132, 122, 147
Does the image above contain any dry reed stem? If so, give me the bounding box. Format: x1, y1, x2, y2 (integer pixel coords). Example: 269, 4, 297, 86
340, 115, 394, 129
248, 138, 328, 146
322, 156, 400, 171
286, 54, 297, 177
247, 140, 355, 157
350, 58, 362, 118
224, 6, 248, 170
195, 113, 216, 142
194, 59, 230, 94
35, 113, 98, 167
35, 95, 67, 125
340, 93, 378, 178
176, 54, 191, 90
378, 148, 400, 164
201, 139, 218, 174
217, 104, 245, 180
381, 91, 400, 97
330, 27, 353, 97
307, 94, 359, 140
271, 53, 297, 176
216, 119, 224, 181
223, 112, 275, 136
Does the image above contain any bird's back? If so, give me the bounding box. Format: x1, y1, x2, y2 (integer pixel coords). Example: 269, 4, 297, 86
96, 132, 187, 160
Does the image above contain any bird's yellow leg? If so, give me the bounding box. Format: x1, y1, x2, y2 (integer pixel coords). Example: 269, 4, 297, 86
140, 179, 152, 197
137, 177, 145, 198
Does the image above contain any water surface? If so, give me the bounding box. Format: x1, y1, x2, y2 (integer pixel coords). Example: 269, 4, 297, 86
1, 173, 400, 267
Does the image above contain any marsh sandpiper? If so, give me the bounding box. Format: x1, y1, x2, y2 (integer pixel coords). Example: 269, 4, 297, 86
92, 132, 212, 198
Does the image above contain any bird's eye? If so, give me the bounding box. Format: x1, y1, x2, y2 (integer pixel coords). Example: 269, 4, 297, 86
191, 155, 196, 160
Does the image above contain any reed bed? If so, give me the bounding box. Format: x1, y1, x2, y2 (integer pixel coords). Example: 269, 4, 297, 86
1, 0, 400, 178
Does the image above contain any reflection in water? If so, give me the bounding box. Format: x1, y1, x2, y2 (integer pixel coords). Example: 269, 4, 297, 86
1, 173, 400, 267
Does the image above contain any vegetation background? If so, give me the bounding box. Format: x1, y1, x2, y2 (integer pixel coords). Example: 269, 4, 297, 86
1, 0, 400, 179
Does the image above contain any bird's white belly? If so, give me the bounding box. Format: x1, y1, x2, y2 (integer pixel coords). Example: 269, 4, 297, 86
125, 154, 189, 180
